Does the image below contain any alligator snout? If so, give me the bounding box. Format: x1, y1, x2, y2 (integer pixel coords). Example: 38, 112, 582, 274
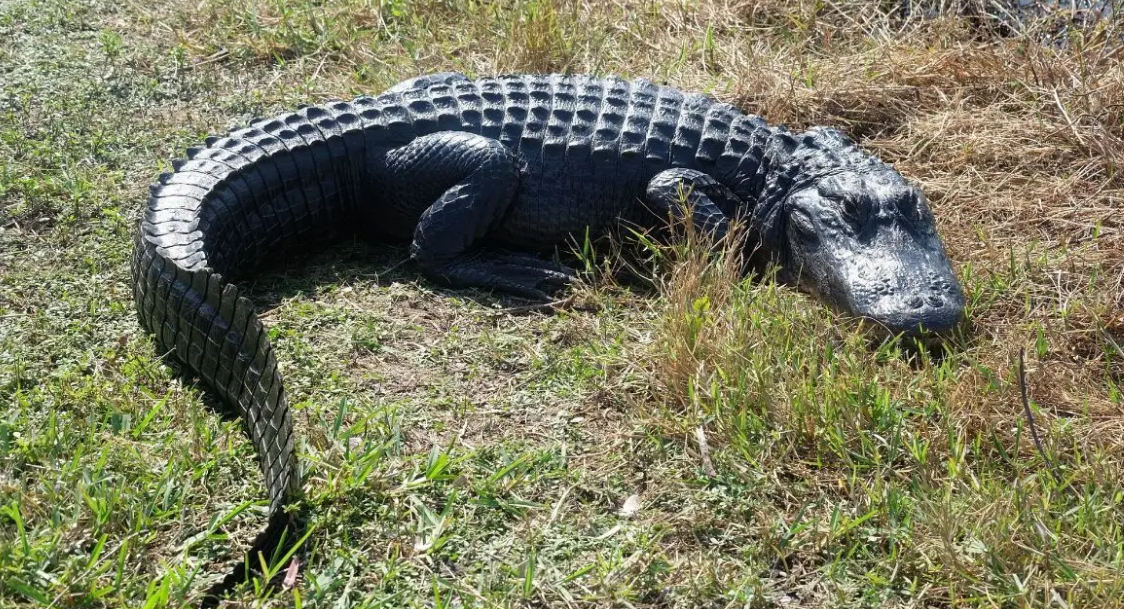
806, 241, 966, 337
780, 246, 966, 338
852, 268, 965, 336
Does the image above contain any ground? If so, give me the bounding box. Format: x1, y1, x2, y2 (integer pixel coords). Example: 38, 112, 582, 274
1, 1, 1122, 607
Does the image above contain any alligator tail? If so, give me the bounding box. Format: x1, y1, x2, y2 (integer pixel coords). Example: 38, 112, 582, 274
130, 101, 371, 598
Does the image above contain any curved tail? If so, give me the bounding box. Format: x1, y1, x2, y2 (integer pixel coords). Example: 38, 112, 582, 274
130, 101, 372, 595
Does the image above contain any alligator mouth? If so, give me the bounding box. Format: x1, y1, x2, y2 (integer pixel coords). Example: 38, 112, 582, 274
800, 243, 966, 338
851, 283, 965, 338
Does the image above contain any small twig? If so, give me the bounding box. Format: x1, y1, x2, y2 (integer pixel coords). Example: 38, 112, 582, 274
695, 425, 716, 478
490, 295, 573, 315
185, 49, 230, 72
281, 555, 301, 591
546, 486, 572, 529
310, 54, 328, 82
1018, 348, 1068, 491
375, 258, 411, 278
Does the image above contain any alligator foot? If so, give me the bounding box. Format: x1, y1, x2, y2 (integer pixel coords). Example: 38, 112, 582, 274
427, 250, 577, 301
644, 168, 744, 243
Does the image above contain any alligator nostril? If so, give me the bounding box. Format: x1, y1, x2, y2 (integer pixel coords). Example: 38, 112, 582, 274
908, 296, 924, 309
927, 295, 944, 308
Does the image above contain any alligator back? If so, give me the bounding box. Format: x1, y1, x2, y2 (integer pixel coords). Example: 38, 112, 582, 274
370, 75, 773, 243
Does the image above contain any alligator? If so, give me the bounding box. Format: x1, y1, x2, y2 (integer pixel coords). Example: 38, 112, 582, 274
130, 72, 965, 595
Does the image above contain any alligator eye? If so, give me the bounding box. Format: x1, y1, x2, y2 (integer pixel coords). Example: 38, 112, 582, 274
789, 208, 820, 245
903, 191, 936, 235
839, 195, 867, 227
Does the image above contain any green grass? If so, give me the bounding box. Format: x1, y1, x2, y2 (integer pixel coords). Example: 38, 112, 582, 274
2, 0, 1123, 607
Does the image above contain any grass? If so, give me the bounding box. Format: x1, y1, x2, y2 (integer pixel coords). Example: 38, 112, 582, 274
1, 0, 1123, 606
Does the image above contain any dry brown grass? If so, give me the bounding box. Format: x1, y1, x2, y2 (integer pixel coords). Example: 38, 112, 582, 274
583, 3, 1124, 605
566, 0, 1124, 462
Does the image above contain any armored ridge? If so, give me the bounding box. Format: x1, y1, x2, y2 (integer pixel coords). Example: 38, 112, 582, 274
131, 73, 965, 596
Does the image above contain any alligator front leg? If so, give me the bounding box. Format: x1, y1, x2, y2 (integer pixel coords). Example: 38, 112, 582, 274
380, 132, 575, 300
644, 168, 744, 242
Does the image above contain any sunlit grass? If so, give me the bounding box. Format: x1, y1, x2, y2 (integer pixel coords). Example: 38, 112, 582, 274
1, 0, 1122, 607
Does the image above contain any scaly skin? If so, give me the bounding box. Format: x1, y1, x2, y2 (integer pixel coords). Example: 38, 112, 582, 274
131, 73, 965, 596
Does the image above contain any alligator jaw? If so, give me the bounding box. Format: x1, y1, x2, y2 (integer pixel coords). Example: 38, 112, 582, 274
837, 244, 964, 338
790, 234, 966, 338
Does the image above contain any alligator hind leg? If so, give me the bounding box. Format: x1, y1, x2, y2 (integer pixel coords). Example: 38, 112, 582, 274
644, 168, 744, 242
380, 132, 575, 300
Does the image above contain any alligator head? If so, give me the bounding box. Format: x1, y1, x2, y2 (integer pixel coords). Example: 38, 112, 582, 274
750, 129, 966, 337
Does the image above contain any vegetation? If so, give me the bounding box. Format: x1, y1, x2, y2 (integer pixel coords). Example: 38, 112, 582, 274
1, 0, 1122, 607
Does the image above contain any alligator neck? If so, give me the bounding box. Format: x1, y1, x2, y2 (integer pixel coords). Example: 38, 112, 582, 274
734, 129, 801, 258
745, 127, 890, 253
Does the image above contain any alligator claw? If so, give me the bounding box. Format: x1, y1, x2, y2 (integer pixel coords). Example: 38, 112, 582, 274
426, 250, 577, 301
